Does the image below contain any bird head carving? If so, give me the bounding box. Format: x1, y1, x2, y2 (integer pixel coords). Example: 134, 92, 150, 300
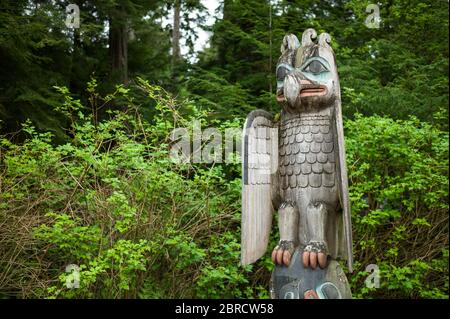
276, 29, 339, 112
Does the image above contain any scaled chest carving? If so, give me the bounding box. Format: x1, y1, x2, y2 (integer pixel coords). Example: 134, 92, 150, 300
279, 114, 336, 189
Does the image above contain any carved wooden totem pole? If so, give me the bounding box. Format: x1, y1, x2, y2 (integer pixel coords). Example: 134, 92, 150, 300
241, 29, 353, 299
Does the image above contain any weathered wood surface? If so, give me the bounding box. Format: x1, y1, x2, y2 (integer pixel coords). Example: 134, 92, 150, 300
241, 110, 277, 265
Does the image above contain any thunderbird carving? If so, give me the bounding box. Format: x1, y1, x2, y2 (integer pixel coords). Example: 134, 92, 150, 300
241, 29, 353, 299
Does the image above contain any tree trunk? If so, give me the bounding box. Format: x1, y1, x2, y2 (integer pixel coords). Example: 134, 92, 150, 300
109, 18, 128, 85
218, 0, 231, 66
172, 0, 181, 64
69, 27, 81, 93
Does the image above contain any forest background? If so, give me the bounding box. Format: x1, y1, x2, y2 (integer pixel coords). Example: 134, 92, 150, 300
0, 0, 448, 299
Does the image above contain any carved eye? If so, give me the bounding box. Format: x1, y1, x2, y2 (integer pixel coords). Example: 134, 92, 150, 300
303, 60, 328, 74
276, 65, 291, 81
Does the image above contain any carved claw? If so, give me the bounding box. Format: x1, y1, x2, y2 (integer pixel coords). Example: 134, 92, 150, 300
279, 201, 295, 210
272, 240, 295, 267
302, 241, 328, 269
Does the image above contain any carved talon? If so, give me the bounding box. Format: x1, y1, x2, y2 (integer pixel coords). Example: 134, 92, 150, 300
271, 240, 295, 266
302, 241, 328, 269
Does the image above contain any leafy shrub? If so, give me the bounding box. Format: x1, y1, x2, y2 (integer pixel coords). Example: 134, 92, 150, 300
345, 115, 448, 298
0, 79, 260, 298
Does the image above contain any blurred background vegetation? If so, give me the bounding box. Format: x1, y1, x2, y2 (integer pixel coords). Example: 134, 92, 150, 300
0, 0, 448, 299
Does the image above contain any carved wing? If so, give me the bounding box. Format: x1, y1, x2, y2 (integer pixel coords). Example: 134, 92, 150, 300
334, 99, 354, 272
241, 110, 278, 265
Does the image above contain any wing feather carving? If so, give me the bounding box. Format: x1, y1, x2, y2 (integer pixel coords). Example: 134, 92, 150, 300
241, 110, 278, 265
334, 99, 354, 272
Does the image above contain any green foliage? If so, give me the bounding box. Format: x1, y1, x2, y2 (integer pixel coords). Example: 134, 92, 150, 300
48, 238, 152, 298
34, 212, 101, 261
196, 232, 253, 299
345, 115, 448, 299
181, 67, 255, 119
0, 82, 262, 298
